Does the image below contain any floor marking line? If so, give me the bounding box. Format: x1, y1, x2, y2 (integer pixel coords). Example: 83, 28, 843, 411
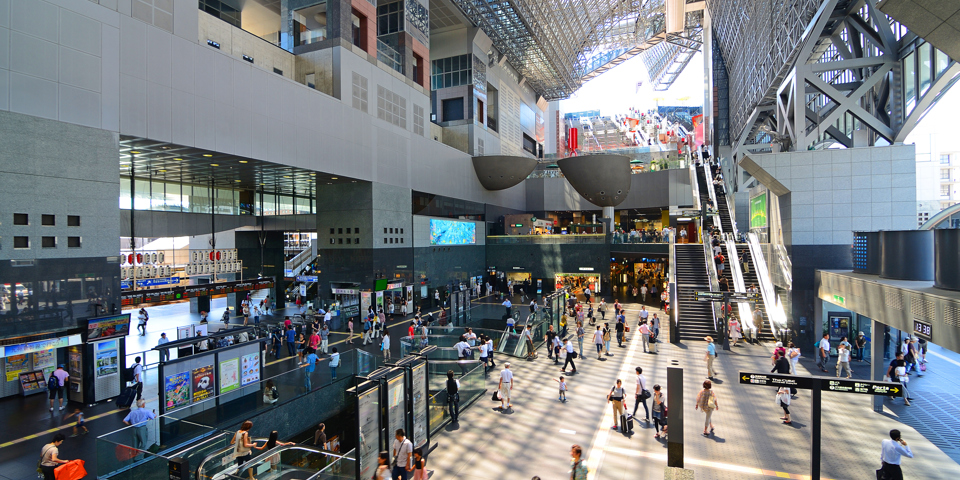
601, 445, 825, 480
928, 349, 960, 368
0, 407, 124, 450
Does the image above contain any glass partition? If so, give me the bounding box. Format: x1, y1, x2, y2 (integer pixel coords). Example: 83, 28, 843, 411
426, 361, 484, 434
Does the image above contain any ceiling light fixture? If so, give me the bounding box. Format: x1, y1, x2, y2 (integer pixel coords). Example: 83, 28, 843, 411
309, 173, 316, 176
174, 158, 183, 161
159, 169, 167, 173
235, 179, 241, 182
130, 151, 140, 154
211, 164, 219, 167
239, 160, 248, 163
283, 175, 291, 178
203, 154, 213, 157
331, 177, 338, 180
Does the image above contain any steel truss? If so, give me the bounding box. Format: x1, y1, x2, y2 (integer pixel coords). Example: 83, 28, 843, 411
731, 0, 959, 157
450, 0, 703, 99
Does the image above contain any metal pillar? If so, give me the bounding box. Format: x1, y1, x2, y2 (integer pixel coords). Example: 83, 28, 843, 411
872, 319, 886, 412
811, 378, 822, 480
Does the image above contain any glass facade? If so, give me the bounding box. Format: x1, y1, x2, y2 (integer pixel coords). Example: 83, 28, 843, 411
120, 177, 314, 216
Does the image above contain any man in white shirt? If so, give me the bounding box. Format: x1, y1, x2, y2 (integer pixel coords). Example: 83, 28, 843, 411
391, 429, 414, 480
651, 314, 661, 341
132, 356, 144, 400
323, 309, 332, 325
157, 333, 170, 362
633, 366, 649, 421
638, 306, 649, 326
502, 298, 513, 318
498, 363, 514, 410
817, 333, 830, 373
879, 429, 913, 480
593, 327, 604, 360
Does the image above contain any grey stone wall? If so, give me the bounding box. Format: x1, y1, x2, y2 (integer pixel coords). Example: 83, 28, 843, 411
0, 110, 120, 260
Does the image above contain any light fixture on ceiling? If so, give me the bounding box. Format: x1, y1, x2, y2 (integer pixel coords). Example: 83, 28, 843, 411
283, 175, 291, 178
158, 169, 167, 173
203, 154, 213, 157
239, 160, 248, 163
130, 151, 140, 154
211, 164, 219, 167
235, 179, 241, 182
120, 163, 130, 167
309, 173, 316, 176
174, 158, 183, 161
331, 177, 338, 180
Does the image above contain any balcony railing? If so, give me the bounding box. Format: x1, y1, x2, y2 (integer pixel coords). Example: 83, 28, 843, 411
377, 39, 403, 74
486, 234, 606, 245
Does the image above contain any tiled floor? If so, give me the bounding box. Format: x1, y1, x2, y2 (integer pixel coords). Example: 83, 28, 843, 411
425, 303, 960, 480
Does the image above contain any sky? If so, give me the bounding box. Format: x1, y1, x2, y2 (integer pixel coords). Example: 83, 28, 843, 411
561, 51, 705, 116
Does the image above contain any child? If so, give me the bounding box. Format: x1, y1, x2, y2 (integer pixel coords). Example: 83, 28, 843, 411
555, 376, 567, 402
412, 448, 427, 480
64, 408, 89, 437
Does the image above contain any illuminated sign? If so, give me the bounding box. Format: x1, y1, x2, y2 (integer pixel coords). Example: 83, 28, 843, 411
430, 219, 476, 245
750, 193, 767, 229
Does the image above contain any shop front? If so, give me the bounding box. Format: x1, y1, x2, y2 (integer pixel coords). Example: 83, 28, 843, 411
554, 272, 600, 295
0, 333, 84, 400
381, 281, 413, 316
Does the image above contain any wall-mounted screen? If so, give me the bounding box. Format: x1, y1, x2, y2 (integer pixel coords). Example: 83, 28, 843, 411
86, 314, 131, 341
430, 219, 476, 245
750, 193, 767, 229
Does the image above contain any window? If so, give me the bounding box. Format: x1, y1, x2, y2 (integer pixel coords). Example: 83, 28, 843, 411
941, 154, 951, 164
330, 228, 335, 234
941, 169, 951, 180
442, 97, 464, 122
412, 54, 423, 86
14, 213, 28, 225
941, 185, 950, 197
431, 54, 472, 90
352, 72, 368, 112
377, 1, 403, 36
14, 237, 29, 248
338, 228, 343, 234
477, 100, 484, 123
355, 238, 360, 244
67, 215, 80, 226
377, 85, 407, 128
351, 12, 364, 49
42, 214, 55, 226
338, 238, 343, 244
42, 236, 56, 248
199, 0, 240, 28
68, 237, 81, 248
522, 133, 536, 155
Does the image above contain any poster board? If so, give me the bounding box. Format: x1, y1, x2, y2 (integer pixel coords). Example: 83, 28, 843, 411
749, 192, 768, 229
33, 350, 56, 378
219, 358, 240, 394
357, 385, 381, 480
164, 372, 191, 409
95, 342, 119, 378
192, 365, 215, 402
240, 353, 260, 387
5, 354, 28, 382
387, 372, 407, 463
411, 362, 427, 448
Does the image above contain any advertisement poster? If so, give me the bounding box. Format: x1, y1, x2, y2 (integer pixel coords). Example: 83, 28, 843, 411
411, 363, 427, 448
387, 374, 406, 458
95, 348, 119, 377
219, 358, 240, 394
5, 355, 28, 382
86, 314, 131, 341
32, 350, 56, 377
192, 365, 215, 402
750, 193, 767, 229
240, 353, 260, 387
357, 386, 380, 480
164, 372, 191, 410
195, 324, 208, 337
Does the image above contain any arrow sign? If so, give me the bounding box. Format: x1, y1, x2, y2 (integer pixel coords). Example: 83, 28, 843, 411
739, 372, 814, 389
694, 291, 725, 301
823, 378, 902, 397
739, 372, 902, 397
695, 291, 762, 302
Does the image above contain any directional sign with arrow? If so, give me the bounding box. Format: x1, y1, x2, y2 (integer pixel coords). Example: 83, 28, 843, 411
739, 372, 901, 397
824, 378, 901, 397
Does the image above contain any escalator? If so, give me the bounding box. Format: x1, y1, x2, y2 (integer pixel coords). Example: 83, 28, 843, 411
711, 166, 735, 234
695, 166, 711, 212
736, 245, 777, 343
675, 244, 717, 340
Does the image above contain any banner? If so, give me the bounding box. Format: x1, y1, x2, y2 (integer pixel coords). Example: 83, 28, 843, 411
164, 372, 191, 410
192, 365, 215, 402
5, 354, 28, 382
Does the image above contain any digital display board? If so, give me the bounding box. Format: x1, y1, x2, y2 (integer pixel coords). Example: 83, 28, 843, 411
86, 314, 131, 341
429, 219, 476, 245
750, 193, 767, 229
120, 278, 275, 307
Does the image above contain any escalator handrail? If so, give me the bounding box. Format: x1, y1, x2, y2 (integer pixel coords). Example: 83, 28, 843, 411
747, 232, 787, 335
723, 239, 754, 333
208, 444, 351, 480
702, 163, 721, 232
195, 436, 270, 480
702, 235, 722, 335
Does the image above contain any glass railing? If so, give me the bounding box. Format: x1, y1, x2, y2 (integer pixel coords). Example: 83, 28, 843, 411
219, 446, 355, 480
300, 28, 327, 46
486, 234, 606, 244
611, 232, 669, 243
96, 349, 377, 478
425, 361, 485, 434
377, 39, 403, 74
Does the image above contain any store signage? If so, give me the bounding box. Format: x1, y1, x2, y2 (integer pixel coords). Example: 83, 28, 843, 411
396, 265, 408, 268
120, 278, 275, 307
832, 294, 845, 306
512, 267, 523, 270
578, 267, 594, 271
913, 319, 932, 339
284, 269, 294, 277
296, 275, 319, 283
2, 335, 82, 357
332, 288, 359, 295
386, 282, 404, 290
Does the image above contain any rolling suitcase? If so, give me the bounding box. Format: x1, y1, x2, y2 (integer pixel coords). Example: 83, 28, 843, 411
116, 386, 136, 408
648, 338, 657, 354
620, 413, 633, 433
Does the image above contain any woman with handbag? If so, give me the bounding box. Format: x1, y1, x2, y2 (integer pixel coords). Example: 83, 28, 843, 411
695, 380, 719, 436
38, 434, 69, 480
652, 384, 667, 439
607, 379, 626, 430
776, 387, 792, 424
231, 421, 262, 480
262, 380, 279, 405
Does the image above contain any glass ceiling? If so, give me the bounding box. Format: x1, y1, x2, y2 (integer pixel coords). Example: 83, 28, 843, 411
451, 0, 697, 99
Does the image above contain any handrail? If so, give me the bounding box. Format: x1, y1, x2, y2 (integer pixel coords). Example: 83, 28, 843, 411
196, 436, 271, 480
722, 186, 740, 239
690, 163, 701, 212
702, 163, 722, 233
748, 232, 788, 337
723, 238, 754, 334
211, 444, 352, 480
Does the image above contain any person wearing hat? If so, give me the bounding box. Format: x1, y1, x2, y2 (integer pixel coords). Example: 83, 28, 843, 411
855, 332, 867, 362
704, 337, 717, 379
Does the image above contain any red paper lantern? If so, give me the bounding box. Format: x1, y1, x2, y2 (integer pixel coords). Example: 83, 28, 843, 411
209, 251, 215, 261
216, 251, 222, 261
136, 253, 142, 264
127, 254, 133, 264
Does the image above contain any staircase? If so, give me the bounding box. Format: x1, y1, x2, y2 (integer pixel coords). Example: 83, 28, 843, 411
675, 244, 717, 340
736, 246, 777, 343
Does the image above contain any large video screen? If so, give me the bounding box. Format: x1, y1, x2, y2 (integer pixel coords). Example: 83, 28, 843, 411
750, 193, 767, 229
430, 219, 476, 245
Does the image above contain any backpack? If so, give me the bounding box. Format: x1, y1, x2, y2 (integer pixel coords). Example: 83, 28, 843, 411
47, 373, 59, 391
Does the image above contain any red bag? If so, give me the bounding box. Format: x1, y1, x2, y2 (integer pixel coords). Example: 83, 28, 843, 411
55, 459, 87, 480
115, 444, 139, 461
